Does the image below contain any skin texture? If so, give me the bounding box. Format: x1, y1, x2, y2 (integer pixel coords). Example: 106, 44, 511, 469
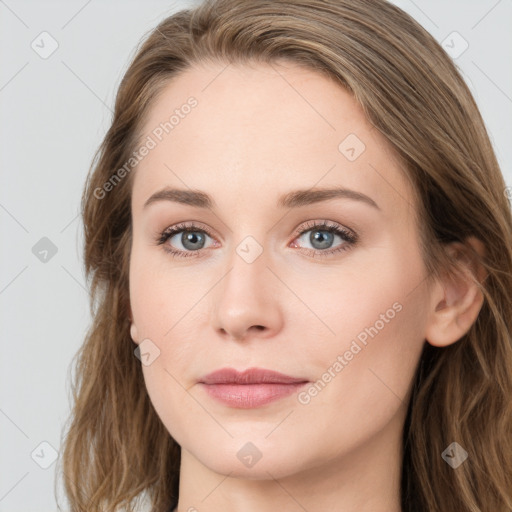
128, 61, 485, 512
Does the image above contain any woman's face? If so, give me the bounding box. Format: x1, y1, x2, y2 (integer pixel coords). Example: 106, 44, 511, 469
129, 60, 432, 480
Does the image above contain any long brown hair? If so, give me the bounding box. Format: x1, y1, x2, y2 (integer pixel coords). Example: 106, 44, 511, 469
57, 0, 512, 510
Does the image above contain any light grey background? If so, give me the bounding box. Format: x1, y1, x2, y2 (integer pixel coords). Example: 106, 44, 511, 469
0, 1, 510, 510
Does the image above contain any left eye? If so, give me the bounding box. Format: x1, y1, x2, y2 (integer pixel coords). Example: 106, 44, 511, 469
292, 225, 354, 251
289, 220, 357, 256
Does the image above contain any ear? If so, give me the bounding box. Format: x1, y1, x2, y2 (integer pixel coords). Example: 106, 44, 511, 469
425, 236, 487, 347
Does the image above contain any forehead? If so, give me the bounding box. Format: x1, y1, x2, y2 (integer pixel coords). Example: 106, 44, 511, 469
131, 60, 415, 218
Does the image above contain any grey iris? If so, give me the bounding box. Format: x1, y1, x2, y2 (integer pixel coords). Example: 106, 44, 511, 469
311, 230, 334, 249
182, 232, 205, 250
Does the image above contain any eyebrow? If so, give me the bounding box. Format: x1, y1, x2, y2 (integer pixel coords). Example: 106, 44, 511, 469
143, 186, 380, 211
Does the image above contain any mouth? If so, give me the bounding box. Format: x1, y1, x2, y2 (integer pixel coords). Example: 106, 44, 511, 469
198, 367, 309, 409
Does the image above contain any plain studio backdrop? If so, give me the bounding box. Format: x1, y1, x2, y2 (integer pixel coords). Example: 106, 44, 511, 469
0, 0, 510, 510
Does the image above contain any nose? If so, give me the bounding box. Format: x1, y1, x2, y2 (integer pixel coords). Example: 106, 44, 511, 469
212, 245, 284, 342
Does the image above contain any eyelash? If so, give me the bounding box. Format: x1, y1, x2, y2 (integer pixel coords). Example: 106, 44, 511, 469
155, 220, 358, 259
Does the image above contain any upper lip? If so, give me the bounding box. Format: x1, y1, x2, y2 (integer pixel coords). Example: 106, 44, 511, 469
199, 367, 309, 385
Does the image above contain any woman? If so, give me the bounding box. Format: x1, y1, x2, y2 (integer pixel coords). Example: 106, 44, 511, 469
58, 0, 512, 511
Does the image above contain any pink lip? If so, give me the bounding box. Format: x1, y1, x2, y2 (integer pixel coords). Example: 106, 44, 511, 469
199, 367, 309, 408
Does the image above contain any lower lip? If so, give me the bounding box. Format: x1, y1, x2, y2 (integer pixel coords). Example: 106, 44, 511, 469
200, 382, 308, 408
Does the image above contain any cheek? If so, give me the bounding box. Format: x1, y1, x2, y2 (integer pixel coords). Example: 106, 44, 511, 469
300, 264, 427, 429
129, 242, 196, 339
129, 246, 210, 430
287, 277, 427, 466
297, 246, 425, 359
296, 237, 428, 399
130, 254, 203, 443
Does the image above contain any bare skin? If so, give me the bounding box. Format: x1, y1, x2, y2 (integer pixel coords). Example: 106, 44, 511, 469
128, 60, 485, 512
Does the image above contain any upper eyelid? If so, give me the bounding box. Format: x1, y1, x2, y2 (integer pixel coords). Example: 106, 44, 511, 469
162, 220, 355, 244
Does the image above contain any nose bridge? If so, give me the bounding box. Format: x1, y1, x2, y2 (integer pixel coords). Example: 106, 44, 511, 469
212, 233, 283, 339
221, 237, 271, 308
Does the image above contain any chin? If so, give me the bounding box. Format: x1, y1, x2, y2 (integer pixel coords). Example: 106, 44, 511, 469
185, 437, 305, 480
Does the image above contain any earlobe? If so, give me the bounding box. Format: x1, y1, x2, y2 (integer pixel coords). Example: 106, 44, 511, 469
130, 323, 139, 344
425, 237, 487, 348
